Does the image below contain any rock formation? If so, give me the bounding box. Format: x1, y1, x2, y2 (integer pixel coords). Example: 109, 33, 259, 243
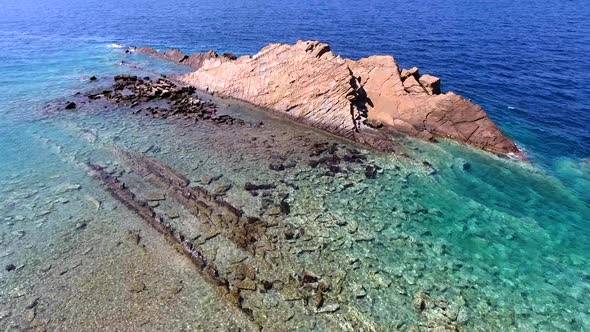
135, 41, 523, 157
129, 47, 235, 71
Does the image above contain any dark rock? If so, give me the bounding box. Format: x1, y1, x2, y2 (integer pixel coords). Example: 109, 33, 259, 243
262, 280, 273, 290
269, 162, 285, 171
284, 227, 303, 240
26, 297, 39, 309
5, 264, 16, 272
74, 222, 87, 230
308, 159, 320, 168
65, 102, 77, 110
279, 200, 290, 215
222, 52, 238, 60
422, 161, 437, 175
89, 76, 97, 81
244, 182, 275, 191
302, 272, 319, 284
462, 162, 472, 172
413, 292, 430, 312
364, 119, 384, 129
364, 165, 381, 179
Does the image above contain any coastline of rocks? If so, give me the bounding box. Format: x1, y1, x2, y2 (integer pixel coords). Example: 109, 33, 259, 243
128, 41, 524, 159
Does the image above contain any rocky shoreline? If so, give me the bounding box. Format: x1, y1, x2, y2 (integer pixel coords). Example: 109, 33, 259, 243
129, 41, 524, 159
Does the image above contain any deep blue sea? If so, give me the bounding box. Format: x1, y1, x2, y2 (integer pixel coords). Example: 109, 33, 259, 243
1, 0, 589, 331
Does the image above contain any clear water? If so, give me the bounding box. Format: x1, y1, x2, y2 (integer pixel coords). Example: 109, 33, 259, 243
0, 0, 589, 331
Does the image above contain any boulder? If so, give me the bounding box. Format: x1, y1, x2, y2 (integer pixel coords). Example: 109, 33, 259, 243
401, 67, 419, 81
65, 102, 77, 110
171, 40, 522, 157
222, 52, 238, 60
163, 49, 188, 63
183, 51, 220, 70
402, 75, 427, 95
419, 74, 441, 95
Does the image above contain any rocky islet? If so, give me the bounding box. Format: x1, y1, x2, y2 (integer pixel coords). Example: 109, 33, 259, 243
131, 41, 523, 158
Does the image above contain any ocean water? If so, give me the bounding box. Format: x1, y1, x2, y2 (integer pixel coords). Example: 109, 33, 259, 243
0, 0, 589, 331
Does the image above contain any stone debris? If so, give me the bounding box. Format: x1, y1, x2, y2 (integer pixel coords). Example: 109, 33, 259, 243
91, 75, 246, 125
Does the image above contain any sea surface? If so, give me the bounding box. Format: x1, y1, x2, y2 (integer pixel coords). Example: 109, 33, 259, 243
0, 0, 589, 331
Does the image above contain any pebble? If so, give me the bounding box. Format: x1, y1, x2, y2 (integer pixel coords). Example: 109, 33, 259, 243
201, 174, 222, 185
167, 210, 180, 219
129, 280, 146, 293
75, 221, 88, 230
317, 303, 340, 313
352, 284, 367, 298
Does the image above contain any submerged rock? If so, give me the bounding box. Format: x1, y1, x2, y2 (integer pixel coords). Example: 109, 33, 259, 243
129, 47, 236, 70
170, 40, 522, 157
65, 101, 77, 110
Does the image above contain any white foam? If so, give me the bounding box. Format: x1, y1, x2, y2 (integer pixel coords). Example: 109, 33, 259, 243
107, 43, 124, 49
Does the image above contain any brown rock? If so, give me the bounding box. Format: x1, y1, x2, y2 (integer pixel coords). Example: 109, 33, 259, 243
419, 74, 441, 95
235, 280, 256, 291
183, 51, 220, 70
130, 47, 220, 69
164, 49, 188, 63
401, 67, 420, 81
402, 75, 427, 95
171, 40, 522, 157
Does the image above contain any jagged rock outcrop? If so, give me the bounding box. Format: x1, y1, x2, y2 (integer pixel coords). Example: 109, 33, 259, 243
129, 47, 234, 71
139, 41, 522, 157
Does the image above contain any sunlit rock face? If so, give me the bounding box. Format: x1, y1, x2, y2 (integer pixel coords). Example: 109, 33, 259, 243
174, 40, 522, 157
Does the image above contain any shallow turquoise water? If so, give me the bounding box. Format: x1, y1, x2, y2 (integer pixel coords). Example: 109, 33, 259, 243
0, 0, 589, 330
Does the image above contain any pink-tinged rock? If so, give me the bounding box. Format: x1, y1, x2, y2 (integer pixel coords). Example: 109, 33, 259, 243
419, 74, 441, 95
184, 51, 238, 70
401, 67, 420, 81
129, 47, 234, 70
403, 76, 428, 95
163, 49, 188, 63
172, 40, 523, 158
